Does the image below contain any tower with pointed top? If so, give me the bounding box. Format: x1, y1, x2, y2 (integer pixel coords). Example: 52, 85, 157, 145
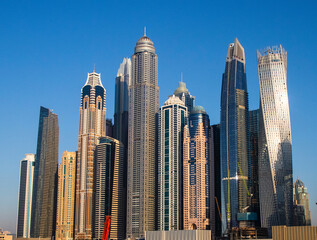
75, 70, 106, 239
174, 81, 195, 113
127, 33, 159, 239
220, 38, 250, 230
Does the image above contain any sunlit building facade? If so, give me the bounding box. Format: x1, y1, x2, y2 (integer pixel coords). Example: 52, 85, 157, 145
17, 154, 35, 238
158, 95, 187, 230
220, 38, 250, 230
127, 32, 159, 239
257, 46, 293, 231
56, 151, 77, 240
183, 106, 210, 230
75, 70, 107, 239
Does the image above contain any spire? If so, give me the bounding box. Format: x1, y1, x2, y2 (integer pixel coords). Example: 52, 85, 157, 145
144, 26, 146, 36
181, 72, 183, 82
93, 64, 96, 73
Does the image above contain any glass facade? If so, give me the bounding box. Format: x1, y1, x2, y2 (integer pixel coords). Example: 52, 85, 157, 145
249, 109, 261, 227
257, 46, 293, 233
209, 124, 222, 237
31, 106, 59, 238
220, 38, 250, 230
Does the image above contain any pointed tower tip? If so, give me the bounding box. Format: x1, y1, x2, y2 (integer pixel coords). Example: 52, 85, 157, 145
144, 26, 146, 36
93, 64, 96, 73
181, 72, 183, 82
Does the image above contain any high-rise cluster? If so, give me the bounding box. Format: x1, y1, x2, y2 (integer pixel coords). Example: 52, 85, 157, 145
16, 33, 305, 240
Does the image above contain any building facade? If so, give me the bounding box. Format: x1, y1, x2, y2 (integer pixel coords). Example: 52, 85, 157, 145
158, 95, 187, 231
293, 179, 311, 226
114, 57, 131, 148
109, 137, 126, 240
17, 154, 35, 238
220, 38, 250, 230
209, 124, 221, 237
56, 151, 77, 240
174, 81, 195, 113
183, 106, 210, 230
127, 33, 159, 239
257, 46, 293, 231
75, 70, 107, 239
249, 109, 261, 227
92, 137, 114, 240
31, 106, 59, 238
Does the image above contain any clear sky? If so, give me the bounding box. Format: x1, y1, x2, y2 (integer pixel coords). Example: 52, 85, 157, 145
0, 0, 316, 233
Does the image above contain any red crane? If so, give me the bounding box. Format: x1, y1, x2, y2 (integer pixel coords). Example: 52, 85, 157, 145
102, 216, 111, 240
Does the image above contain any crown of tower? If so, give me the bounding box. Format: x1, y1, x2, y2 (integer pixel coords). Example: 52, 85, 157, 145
135, 29, 155, 53
84, 70, 103, 87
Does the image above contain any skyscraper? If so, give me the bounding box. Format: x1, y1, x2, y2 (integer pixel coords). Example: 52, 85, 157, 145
220, 38, 250, 230
17, 154, 35, 238
293, 179, 311, 226
56, 151, 77, 240
31, 106, 59, 238
249, 109, 261, 227
127, 32, 159, 239
183, 106, 210, 230
257, 46, 293, 231
75, 70, 107, 239
209, 124, 222, 237
114, 57, 131, 147
158, 95, 187, 230
92, 136, 125, 240
174, 81, 195, 113
92, 137, 114, 239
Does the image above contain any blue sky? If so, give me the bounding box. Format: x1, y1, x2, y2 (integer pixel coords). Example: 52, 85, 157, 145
0, 0, 316, 233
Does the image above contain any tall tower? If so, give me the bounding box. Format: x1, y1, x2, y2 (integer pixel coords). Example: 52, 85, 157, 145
127, 32, 159, 239
257, 46, 293, 232
183, 106, 210, 230
114, 57, 131, 147
56, 151, 77, 240
75, 70, 106, 239
17, 154, 35, 238
209, 124, 222, 237
174, 81, 195, 113
158, 95, 187, 230
92, 137, 114, 239
249, 109, 261, 227
31, 106, 59, 238
220, 38, 250, 230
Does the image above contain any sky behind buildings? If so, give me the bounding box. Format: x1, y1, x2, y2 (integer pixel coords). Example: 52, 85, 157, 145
0, 0, 316, 233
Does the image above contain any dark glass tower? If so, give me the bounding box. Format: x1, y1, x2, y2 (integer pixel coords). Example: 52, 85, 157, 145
209, 124, 222, 237
249, 109, 261, 227
31, 106, 59, 238
220, 38, 250, 230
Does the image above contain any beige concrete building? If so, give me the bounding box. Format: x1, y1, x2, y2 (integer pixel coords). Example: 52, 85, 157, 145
183, 106, 210, 230
56, 151, 77, 240
75, 70, 107, 239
